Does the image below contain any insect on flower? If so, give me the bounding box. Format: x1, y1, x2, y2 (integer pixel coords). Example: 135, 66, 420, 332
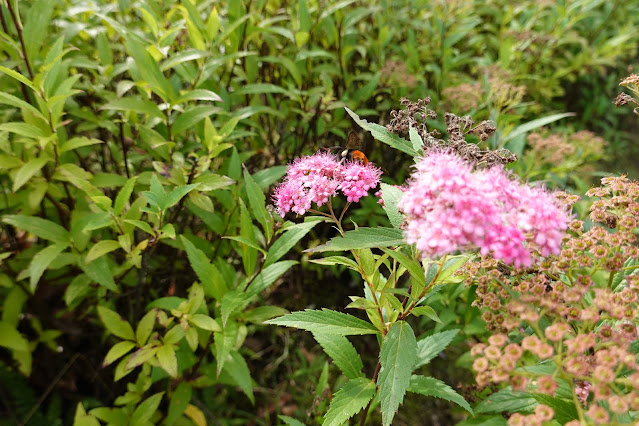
323, 131, 369, 164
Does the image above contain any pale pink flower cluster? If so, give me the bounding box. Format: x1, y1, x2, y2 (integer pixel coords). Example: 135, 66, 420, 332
398, 151, 569, 266
273, 152, 382, 216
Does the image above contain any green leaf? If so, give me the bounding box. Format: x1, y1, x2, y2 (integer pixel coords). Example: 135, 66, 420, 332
85, 240, 121, 264
157, 344, 178, 377
101, 97, 164, 120
410, 306, 442, 323
265, 309, 380, 336
3, 215, 70, 244
278, 415, 306, 426
380, 183, 405, 228
307, 227, 405, 253
23, 0, 55, 62
409, 127, 424, 152
474, 389, 537, 414
29, 243, 67, 292
193, 173, 235, 191
114, 176, 137, 215
313, 333, 363, 379
166, 382, 192, 426
0, 91, 46, 120
323, 378, 376, 426
382, 248, 426, 288
180, 236, 226, 300
189, 314, 221, 332
243, 170, 270, 239
173, 89, 222, 104
172, 106, 218, 135
73, 402, 101, 426
242, 306, 289, 324
126, 345, 160, 370
0, 321, 29, 351
0, 66, 38, 91
345, 107, 419, 157
0, 122, 47, 139
136, 309, 157, 346
214, 320, 238, 376
265, 221, 318, 267
97, 306, 135, 341
223, 350, 255, 404
531, 393, 578, 424
103, 341, 136, 367
125, 35, 176, 101
408, 375, 473, 414
415, 329, 460, 369
123, 219, 154, 236
310, 256, 359, 270
502, 113, 576, 144
82, 257, 118, 292
163, 183, 200, 210
59, 137, 103, 154
130, 392, 164, 426
378, 321, 417, 426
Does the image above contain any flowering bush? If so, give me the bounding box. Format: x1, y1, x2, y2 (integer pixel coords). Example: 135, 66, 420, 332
467, 175, 639, 424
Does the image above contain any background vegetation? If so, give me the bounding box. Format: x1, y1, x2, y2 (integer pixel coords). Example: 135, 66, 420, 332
0, 0, 638, 424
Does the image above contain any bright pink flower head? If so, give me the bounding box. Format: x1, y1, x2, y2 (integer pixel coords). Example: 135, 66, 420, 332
340, 161, 382, 203
398, 151, 569, 266
272, 152, 382, 217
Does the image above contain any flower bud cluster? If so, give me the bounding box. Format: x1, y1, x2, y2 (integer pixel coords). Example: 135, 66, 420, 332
466, 176, 639, 424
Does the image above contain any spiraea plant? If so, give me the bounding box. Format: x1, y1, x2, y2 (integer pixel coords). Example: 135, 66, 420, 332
267, 100, 570, 425
466, 176, 639, 425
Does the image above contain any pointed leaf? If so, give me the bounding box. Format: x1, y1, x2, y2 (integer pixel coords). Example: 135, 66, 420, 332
85, 240, 121, 264
408, 375, 473, 414
415, 329, 459, 369
103, 341, 136, 367
265, 309, 379, 336
307, 227, 405, 253
29, 243, 67, 292
157, 344, 178, 377
3, 215, 70, 244
97, 306, 135, 341
313, 333, 363, 379
323, 378, 376, 426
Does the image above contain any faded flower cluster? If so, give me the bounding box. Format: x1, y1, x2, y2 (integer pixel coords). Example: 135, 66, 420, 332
467, 176, 639, 425
398, 151, 569, 267
272, 152, 382, 217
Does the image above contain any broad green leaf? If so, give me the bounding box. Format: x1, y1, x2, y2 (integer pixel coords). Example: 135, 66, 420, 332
378, 321, 417, 426
166, 382, 192, 426
323, 378, 376, 426
173, 89, 222, 104
103, 341, 136, 367
157, 344, 178, 377
265, 309, 380, 336
408, 375, 473, 414
85, 240, 121, 264
126, 345, 160, 370
3, 215, 70, 244
130, 392, 164, 426
123, 219, 154, 235
0, 321, 29, 351
97, 306, 135, 341
307, 227, 405, 253
29, 243, 67, 292
313, 333, 363, 379
380, 183, 405, 228
409, 127, 424, 152
180, 236, 226, 300
193, 173, 235, 191
59, 137, 103, 153
12, 156, 49, 192
265, 221, 318, 267
101, 98, 164, 120
0, 91, 46, 120
0, 66, 38, 91
172, 106, 217, 135
474, 388, 537, 414
163, 183, 200, 210
415, 329, 460, 369
223, 350, 255, 404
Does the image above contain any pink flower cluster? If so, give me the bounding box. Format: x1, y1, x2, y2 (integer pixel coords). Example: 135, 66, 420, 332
398, 151, 569, 266
273, 152, 382, 216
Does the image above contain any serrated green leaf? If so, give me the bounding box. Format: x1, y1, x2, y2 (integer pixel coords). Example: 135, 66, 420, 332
380, 183, 405, 228
265, 309, 379, 336
163, 183, 200, 210
531, 393, 577, 424
345, 107, 419, 156
214, 320, 238, 376
408, 375, 473, 414
323, 378, 376, 426
307, 227, 405, 253
103, 341, 136, 367
313, 333, 363, 379
3, 215, 70, 244
410, 305, 442, 323
309, 256, 359, 269
265, 221, 318, 267
97, 306, 135, 340
378, 321, 417, 426
415, 329, 460, 369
